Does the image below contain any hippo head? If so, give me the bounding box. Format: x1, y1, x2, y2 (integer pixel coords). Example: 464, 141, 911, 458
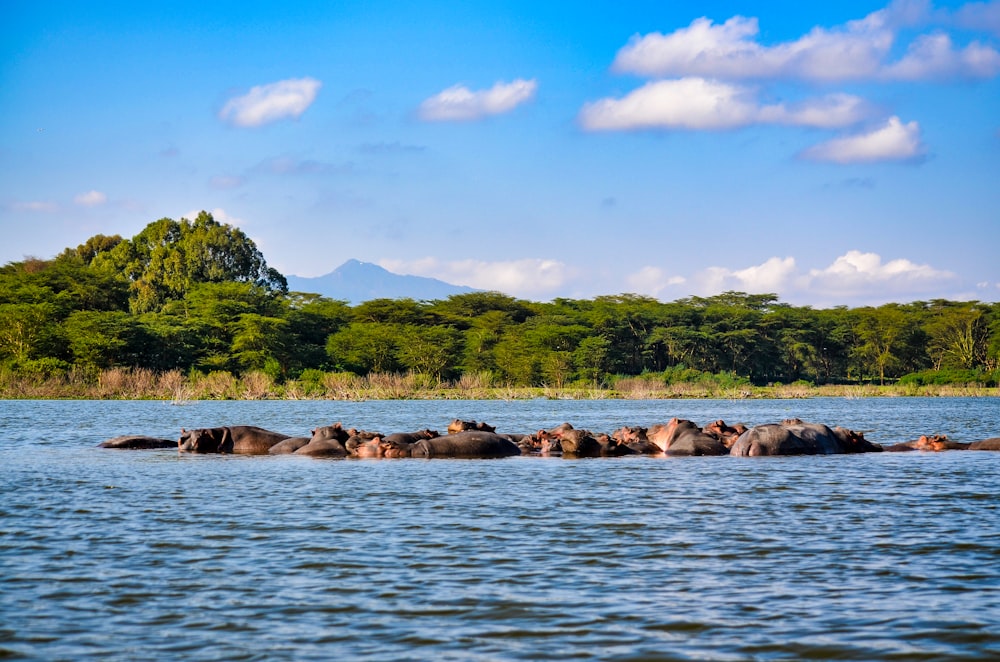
178, 427, 226, 453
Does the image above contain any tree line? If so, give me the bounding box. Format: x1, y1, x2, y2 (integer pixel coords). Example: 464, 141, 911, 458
2, 212, 999, 389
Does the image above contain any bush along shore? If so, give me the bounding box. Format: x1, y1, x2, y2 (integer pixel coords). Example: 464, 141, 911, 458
1, 367, 997, 401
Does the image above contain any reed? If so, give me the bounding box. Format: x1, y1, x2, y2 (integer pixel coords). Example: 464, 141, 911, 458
0, 367, 997, 400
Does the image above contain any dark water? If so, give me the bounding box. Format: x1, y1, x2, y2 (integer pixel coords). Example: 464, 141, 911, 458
2, 397, 999, 661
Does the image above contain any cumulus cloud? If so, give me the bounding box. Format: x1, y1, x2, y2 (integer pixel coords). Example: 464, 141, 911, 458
182, 207, 246, 228
685, 251, 955, 303
954, 0, 1000, 37
418, 79, 537, 121
625, 266, 686, 298
800, 116, 925, 163
804, 250, 956, 298
579, 78, 870, 131
219, 77, 322, 127
611, 4, 1000, 81
379, 257, 572, 297
73, 190, 107, 207
885, 32, 1000, 79
619, 250, 957, 305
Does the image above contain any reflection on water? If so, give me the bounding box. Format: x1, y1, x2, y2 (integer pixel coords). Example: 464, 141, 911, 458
1, 398, 999, 660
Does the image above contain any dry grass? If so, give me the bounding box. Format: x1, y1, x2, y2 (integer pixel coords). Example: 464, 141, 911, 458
0, 368, 997, 400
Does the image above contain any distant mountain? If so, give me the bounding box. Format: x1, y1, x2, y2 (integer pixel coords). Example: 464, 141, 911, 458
285, 259, 478, 305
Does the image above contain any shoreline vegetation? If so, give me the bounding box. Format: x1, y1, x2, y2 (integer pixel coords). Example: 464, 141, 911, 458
2, 367, 997, 401
5, 214, 1000, 398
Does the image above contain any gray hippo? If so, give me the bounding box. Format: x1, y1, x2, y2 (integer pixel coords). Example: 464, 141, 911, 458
178, 425, 290, 454
409, 431, 520, 458
730, 419, 881, 456
98, 435, 177, 449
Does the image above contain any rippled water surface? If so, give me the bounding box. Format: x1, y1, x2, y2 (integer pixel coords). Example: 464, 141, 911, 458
2, 397, 999, 660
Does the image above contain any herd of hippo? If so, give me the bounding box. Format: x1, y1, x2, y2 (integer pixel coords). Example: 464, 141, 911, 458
99, 416, 1000, 458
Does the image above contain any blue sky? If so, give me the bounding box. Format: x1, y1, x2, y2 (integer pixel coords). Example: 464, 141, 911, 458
2, 0, 998, 307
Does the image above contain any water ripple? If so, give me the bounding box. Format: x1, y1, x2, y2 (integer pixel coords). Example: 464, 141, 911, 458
2, 398, 1000, 660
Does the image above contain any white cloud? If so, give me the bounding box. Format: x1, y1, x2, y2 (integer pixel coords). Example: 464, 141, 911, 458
182, 208, 247, 228
884, 32, 1000, 79
374, 250, 966, 305
9, 200, 59, 212
611, 4, 1000, 81
709, 251, 954, 302
379, 257, 571, 297
801, 116, 925, 163
418, 79, 537, 121
73, 190, 107, 207
219, 77, 322, 127
954, 1, 1000, 37
804, 250, 956, 298
694, 257, 800, 294
579, 78, 870, 131
625, 266, 686, 298
612, 14, 892, 81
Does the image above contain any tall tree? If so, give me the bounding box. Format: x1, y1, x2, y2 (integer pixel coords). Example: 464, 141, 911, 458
95, 212, 287, 313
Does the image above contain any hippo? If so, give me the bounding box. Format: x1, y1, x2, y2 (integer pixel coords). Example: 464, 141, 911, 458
98, 435, 177, 449
555, 429, 604, 457
702, 420, 748, 449
177, 425, 290, 454
882, 435, 970, 452
446, 419, 496, 434
646, 418, 729, 456
611, 426, 661, 455
293, 426, 355, 458
345, 434, 385, 458
268, 436, 312, 454
730, 419, 881, 456
409, 431, 520, 458
969, 437, 1000, 451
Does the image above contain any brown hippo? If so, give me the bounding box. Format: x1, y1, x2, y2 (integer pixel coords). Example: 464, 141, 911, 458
730, 419, 881, 456
293, 424, 356, 457
594, 433, 639, 457
555, 428, 604, 457
268, 436, 312, 454
646, 418, 729, 456
383, 429, 439, 445
446, 419, 496, 434
702, 420, 748, 449
345, 434, 385, 458
98, 435, 177, 449
969, 437, 1000, 451
882, 434, 970, 452
611, 426, 661, 455
177, 425, 290, 454
409, 431, 520, 458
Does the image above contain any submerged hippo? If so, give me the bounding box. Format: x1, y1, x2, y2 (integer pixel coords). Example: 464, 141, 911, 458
178, 425, 290, 454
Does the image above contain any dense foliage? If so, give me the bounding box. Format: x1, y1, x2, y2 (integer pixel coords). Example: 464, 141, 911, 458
2, 213, 999, 389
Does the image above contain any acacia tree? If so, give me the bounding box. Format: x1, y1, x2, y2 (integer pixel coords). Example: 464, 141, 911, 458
852, 305, 913, 384
95, 211, 287, 313
923, 302, 990, 370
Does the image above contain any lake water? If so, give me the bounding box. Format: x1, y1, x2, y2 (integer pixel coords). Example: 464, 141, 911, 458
2, 397, 999, 660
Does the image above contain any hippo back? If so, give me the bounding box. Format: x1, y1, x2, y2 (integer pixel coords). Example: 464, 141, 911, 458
410, 431, 520, 458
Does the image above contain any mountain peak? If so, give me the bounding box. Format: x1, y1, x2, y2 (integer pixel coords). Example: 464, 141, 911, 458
286, 259, 477, 305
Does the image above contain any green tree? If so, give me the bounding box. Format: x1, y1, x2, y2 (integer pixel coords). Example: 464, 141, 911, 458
0, 302, 60, 362
923, 302, 990, 370
397, 325, 462, 379
96, 212, 287, 313
327, 322, 403, 374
